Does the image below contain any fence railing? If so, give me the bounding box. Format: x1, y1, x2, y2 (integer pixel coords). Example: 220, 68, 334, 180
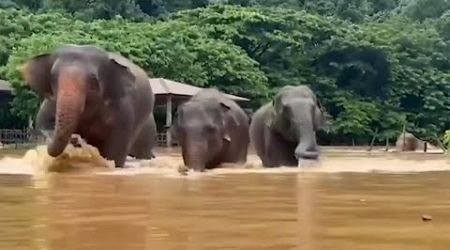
157, 132, 166, 147
0, 129, 175, 149
0, 129, 44, 148
157, 132, 178, 147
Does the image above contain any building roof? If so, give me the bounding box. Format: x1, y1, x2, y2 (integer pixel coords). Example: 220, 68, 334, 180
149, 78, 249, 101
0, 80, 13, 92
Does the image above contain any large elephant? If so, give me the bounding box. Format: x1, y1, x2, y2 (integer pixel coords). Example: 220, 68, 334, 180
249, 85, 326, 167
20, 44, 156, 167
172, 88, 249, 172
395, 132, 426, 152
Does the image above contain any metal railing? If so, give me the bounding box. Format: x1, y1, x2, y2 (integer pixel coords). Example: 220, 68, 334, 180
157, 132, 167, 146
0, 129, 44, 148
0, 129, 175, 149
157, 132, 178, 147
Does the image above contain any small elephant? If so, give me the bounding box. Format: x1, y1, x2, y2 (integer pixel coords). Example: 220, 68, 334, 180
250, 85, 326, 167
172, 88, 249, 172
20, 44, 156, 167
395, 132, 426, 152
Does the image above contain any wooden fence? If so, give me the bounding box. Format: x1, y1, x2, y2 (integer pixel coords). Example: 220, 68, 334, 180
0, 129, 175, 149
0, 129, 44, 148
157, 132, 166, 147
157, 132, 178, 147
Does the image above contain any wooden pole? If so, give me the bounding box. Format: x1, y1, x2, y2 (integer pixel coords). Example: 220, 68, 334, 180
28, 115, 33, 129
166, 95, 172, 148
368, 128, 378, 152
402, 122, 406, 150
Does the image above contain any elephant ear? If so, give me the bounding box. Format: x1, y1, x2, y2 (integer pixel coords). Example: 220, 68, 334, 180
265, 93, 283, 129
219, 102, 239, 142
99, 57, 135, 103
264, 104, 276, 128
313, 98, 326, 131
19, 53, 54, 99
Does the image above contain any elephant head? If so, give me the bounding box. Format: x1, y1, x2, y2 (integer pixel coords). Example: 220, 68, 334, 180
174, 99, 239, 171
265, 85, 326, 160
20, 44, 135, 157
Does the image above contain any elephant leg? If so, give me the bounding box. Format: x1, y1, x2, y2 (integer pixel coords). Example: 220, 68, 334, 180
264, 129, 297, 167
36, 99, 56, 140
237, 143, 248, 164
235, 135, 249, 164
100, 132, 130, 168
128, 115, 156, 159
99, 111, 134, 168
222, 138, 247, 165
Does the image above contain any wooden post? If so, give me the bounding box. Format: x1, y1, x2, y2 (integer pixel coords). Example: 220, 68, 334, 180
385, 137, 389, 151
402, 123, 406, 150
28, 115, 33, 129
166, 95, 172, 148
368, 128, 378, 152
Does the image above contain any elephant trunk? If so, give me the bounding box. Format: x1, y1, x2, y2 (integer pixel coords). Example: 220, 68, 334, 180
47, 67, 86, 157
182, 141, 207, 172
294, 119, 319, 160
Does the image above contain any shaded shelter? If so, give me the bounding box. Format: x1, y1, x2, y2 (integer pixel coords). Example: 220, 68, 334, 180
0, 80, 13, 93
149, 78, 249, 146
0, 80, 28, 130
0, 79, 14, 113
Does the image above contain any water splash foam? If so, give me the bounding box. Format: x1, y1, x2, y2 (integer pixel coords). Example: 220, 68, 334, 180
0, 136, 114, 186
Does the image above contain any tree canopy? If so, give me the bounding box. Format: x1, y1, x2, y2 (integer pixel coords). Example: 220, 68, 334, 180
0, 0, 449, 146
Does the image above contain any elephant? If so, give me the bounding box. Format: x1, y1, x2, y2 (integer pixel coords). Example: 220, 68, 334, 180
129, 114, 157, 159
249, 85, 326, 168
171, 88, 250, 172
395, 132, 426, 152
20, 44, 156, 167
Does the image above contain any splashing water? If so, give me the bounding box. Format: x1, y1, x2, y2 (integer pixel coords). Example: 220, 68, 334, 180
0, 139, 448, 182
0, 136, 114, 187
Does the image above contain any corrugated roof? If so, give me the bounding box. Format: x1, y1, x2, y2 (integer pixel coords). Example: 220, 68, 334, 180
149, 78, 249, 101
0, 80, 13, 92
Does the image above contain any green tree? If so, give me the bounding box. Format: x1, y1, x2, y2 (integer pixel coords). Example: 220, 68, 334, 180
444, 130, 450, 148
171, 5, 450, 143
2, 10, 269, 122
1, 5, 449, 145
43, 0, 147, 20
397, 0, 450, 21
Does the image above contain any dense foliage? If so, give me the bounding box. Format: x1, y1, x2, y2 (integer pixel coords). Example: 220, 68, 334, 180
0, 0, 449, 146
444, 130, 450, 149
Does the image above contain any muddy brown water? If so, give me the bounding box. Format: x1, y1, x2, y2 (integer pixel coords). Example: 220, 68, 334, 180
0, 146, 450, 250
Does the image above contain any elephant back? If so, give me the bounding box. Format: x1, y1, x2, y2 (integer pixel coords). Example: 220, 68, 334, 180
193, 88, 247, 118
108, 52, 154, 130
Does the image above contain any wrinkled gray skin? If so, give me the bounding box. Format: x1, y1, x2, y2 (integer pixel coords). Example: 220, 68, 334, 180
172, 88, 249, 172
22, 44, 156, 167
250, 85, 326, 167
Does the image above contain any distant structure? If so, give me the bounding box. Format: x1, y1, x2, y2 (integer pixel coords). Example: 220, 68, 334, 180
0, 79, 14, 116
0, 80, 13, 91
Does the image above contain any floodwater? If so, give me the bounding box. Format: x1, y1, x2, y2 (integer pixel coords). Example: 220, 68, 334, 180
0, 145, 450, 250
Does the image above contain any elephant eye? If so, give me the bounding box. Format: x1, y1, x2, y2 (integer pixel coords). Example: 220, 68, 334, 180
205, 125, 216, 133
87, 75, 100, 91
282, 105, 291, 116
